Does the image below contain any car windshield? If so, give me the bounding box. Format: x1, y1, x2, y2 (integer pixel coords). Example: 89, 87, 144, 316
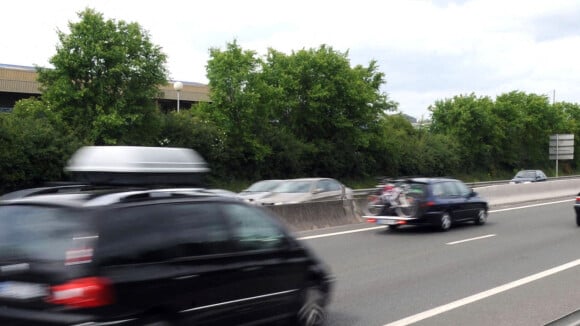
273, 181, 312, 193
0, 205, 90, 262
515, 171, 535, 178
245, 180, 282, 192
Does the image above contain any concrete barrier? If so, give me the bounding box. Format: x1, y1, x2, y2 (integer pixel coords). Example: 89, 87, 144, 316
265, 199, 364, 232
268, 179, 580, 231
476, 179, 580, 207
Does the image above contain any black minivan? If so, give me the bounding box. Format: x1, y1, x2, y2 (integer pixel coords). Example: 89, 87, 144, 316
0, 146, 333, 325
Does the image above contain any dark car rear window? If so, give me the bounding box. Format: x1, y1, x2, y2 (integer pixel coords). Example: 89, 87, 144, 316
0, 205, 90, 263
399, 182, 427, 198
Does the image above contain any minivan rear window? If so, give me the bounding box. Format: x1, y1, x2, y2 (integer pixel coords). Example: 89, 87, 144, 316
0, 205, 89, 263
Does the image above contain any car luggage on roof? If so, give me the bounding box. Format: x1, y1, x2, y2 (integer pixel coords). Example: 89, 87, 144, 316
65, 146, 209, 186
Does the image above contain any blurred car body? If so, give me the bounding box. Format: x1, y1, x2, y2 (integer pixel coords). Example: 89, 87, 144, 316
238, 179, 283, 203
254, 178, 353, 205
0, 146, 333, 326
574, 193, 580, 226
365, 178, 488, 231
510, 170, 547, 184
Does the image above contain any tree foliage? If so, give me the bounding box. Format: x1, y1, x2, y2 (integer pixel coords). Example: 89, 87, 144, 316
0, 99, 81, 193
37, 8, 168, 145
430, 91, 570, 176
205, 41, 397, 179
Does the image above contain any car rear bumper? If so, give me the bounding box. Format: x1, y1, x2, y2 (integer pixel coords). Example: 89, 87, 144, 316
364, 212, 443, 227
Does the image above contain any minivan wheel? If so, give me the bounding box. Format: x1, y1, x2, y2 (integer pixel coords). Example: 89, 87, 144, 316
439, 213, 452, 231
297, 287, 326, 326
474, 209, 487, 225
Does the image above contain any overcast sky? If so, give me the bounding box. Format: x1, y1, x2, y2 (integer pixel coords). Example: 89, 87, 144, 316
3, 0, 580, 119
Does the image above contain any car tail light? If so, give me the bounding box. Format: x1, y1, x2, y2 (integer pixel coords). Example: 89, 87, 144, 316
576, 196, 580, 204
421, 201, 436, 207
366, 217, 377, 223
47, 277, 113, 308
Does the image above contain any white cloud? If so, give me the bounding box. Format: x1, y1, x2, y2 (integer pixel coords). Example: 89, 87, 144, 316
2, 0, 580, 118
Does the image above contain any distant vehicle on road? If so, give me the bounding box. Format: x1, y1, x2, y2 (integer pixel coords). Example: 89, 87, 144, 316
238, 179, 283, 203
365, 178, 488, 231
510, 170, 547, 184
254, 178, 353, 205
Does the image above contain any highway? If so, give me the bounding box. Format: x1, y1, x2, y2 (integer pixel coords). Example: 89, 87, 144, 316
297, 199, 580, 326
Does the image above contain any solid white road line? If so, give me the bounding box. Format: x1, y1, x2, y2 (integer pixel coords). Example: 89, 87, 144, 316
383, 258, 580, 326
489, 199, 574, 213
298, 226, 385, 240
446, 234, 496, 245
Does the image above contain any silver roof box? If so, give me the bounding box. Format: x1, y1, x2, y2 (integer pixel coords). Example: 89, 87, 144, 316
65, 146, 209, 186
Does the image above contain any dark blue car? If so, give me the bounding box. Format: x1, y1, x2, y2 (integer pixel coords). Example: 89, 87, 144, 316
365, 178, 488, 231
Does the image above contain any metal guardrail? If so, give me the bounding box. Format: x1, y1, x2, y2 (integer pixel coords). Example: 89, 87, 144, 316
352, 175, 580, 198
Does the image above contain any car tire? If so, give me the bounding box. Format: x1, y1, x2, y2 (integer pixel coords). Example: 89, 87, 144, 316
439, 212, 452, 231
296, 286, 326, 326
387, 225, 400, 230
474, 208, 487, 225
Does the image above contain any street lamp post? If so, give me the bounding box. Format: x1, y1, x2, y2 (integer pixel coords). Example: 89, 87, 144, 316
173, 81, 183, 112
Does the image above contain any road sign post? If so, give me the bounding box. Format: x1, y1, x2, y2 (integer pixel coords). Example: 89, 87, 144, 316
549, 134, 574, 177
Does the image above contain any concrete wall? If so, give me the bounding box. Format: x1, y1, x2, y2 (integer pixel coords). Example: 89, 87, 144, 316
266, 199, 364, 232
268, 180, 580, 231
475, 179, 580, 207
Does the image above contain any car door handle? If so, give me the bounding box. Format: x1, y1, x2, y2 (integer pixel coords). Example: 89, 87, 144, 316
242, 266, 263, 272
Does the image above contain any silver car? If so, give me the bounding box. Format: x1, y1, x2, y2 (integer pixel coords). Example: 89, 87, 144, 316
254, 178, 353, 205
238, 179, 284, 203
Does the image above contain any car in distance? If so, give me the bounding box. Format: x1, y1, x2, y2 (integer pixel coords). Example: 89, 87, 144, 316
510, 170, 547, 184
0, 146, 333, 326
238, 179, 283, 203
254, 178, 353, 205
364, 178, 488, 231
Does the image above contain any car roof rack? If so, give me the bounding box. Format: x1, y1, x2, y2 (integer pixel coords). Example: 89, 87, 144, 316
0, 184, 92, 201
65, 146, 209, 187
83, 188, 231, 207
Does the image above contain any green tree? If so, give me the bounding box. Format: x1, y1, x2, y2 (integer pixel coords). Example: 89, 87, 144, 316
494, 91, 563, 170
0, 99, 81, 193
205, 41, 271, 178
429, 94, 500, 173
260, 45, 395, 177
37, 8, 168, 145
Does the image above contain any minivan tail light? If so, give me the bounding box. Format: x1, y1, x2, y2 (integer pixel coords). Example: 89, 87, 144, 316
576, 196, 580, 203
47, 277, 113, 308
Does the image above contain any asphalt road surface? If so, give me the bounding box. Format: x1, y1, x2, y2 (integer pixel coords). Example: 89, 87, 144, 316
297, 199, 580, 326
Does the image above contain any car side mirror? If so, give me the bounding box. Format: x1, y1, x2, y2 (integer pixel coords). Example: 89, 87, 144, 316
469, 190, 478, 198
